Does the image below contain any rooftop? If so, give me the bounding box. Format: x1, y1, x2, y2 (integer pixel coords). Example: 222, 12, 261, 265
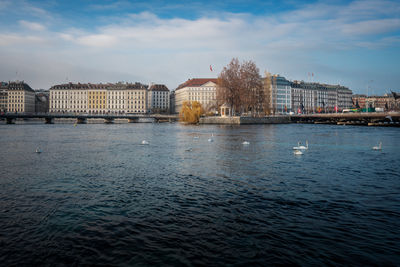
149, 84, 169, 91
176, 78, 218, 90
50, 82, 148, 90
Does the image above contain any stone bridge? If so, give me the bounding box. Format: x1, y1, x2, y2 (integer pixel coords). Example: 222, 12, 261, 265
0, 113, 179, 124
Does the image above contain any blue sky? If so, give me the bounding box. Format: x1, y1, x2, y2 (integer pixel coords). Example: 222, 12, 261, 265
0, 0, 399, 94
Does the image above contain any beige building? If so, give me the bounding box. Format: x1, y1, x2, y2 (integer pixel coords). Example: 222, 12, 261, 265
352, 94, 400, 111
174, 78, 217, 113
49, 82, 148, 114
7, 81, 35, 113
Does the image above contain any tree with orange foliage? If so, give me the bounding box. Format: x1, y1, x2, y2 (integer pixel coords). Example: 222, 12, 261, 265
179, 101, 204, 124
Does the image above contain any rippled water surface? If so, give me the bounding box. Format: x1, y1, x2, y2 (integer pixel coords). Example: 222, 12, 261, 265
0, 122, 399, 265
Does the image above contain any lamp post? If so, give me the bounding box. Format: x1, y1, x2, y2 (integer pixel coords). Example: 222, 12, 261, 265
366, 80, 373, 113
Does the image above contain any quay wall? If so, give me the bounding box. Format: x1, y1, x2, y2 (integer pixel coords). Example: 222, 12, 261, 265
199, 116, 290, 125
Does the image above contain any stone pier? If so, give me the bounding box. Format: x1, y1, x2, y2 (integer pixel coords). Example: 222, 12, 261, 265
199, 116, 290, 125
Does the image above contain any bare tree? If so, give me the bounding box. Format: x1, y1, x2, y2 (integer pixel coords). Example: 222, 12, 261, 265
240, 60, 262, 115
217, 58, 262, 116
216, 58, 242, 115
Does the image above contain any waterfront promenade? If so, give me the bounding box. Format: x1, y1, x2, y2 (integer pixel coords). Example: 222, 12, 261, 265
199, 112, 400, 126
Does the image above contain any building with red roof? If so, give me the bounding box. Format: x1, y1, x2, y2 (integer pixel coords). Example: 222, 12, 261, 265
174, 78, 218, 113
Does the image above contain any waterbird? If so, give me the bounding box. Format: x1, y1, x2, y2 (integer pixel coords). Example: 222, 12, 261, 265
293, 142, 302, 150
293, 149, 303, 155
185, 148, 193, 152
242, 141, 250, 145
141, 140, 149, 145
298, 140, 308, 150
208, 133, 214, 142
372, 142, 382, 150
35, 147, 42, 153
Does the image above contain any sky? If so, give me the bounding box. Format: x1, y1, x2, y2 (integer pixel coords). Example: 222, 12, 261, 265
0, 0, 399, 95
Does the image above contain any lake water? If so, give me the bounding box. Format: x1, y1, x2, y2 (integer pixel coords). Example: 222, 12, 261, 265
0, 122, 399, 265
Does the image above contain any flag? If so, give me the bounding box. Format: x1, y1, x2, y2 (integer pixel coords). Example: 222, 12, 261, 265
210, 65, 213, 72
334, 106, 338, 112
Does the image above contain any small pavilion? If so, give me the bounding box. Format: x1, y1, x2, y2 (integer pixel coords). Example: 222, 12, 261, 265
220, 103, 231, 117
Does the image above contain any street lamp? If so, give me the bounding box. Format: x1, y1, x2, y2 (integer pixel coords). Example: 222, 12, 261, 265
366, 80, 373, 113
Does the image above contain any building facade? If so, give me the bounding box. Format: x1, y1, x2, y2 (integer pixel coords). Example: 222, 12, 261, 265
6, 81, 35, 113
175, 78, 217, 113
291, 81, 352, 113
35, 90, 49, 113
169, 91, 175, 114
0, 82, 7, 113
147, 84, 170, 113
124, 83, 147, 114
352, 94, 400, 111
270, 75, 292, 114
49, 82, 148, 114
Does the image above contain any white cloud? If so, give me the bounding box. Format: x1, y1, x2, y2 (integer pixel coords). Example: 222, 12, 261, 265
19, 20, 46, 31
341, 19, 400, 35
1, 0, 400, 93
0, 33, 46, 46
76, 34, 118, 48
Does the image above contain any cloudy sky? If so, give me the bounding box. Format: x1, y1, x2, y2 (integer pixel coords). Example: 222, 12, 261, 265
0, 0, 399, 94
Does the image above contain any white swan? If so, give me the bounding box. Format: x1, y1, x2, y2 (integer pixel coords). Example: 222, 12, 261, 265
242, 141, 250, 145
293, 142, 301, 150
208, 133, 214, 142
185, 147, 193, 152
298, 140, 308, 150
372, 142, 382, 150
293, 149, 303, 155
35, 147, 42, 153
141, 140, 149, 145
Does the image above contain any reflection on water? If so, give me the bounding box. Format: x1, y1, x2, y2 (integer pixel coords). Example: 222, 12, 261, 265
0, 122, 399, 265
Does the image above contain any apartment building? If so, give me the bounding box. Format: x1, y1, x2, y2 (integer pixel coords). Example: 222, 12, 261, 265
7, 81, 35, 113
174, 78, 217, 113
49, 82, 148, 114
291, 81, 352, 113
269, 75, 292, 114
148, 84, 170, 113
0, 82, 7, 113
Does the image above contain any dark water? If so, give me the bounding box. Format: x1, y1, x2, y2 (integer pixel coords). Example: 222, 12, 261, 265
0, 122, 399, 266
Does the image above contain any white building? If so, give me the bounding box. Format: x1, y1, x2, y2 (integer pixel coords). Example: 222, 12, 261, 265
291, 81, 353, 113
50, 83, 89, 113
174, 78, 217, 113
49, 82, 148, 114
125, 83, 147, 114
107, 82, 147, 114
7, 81, 35, 113
147, 84, 170, 113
